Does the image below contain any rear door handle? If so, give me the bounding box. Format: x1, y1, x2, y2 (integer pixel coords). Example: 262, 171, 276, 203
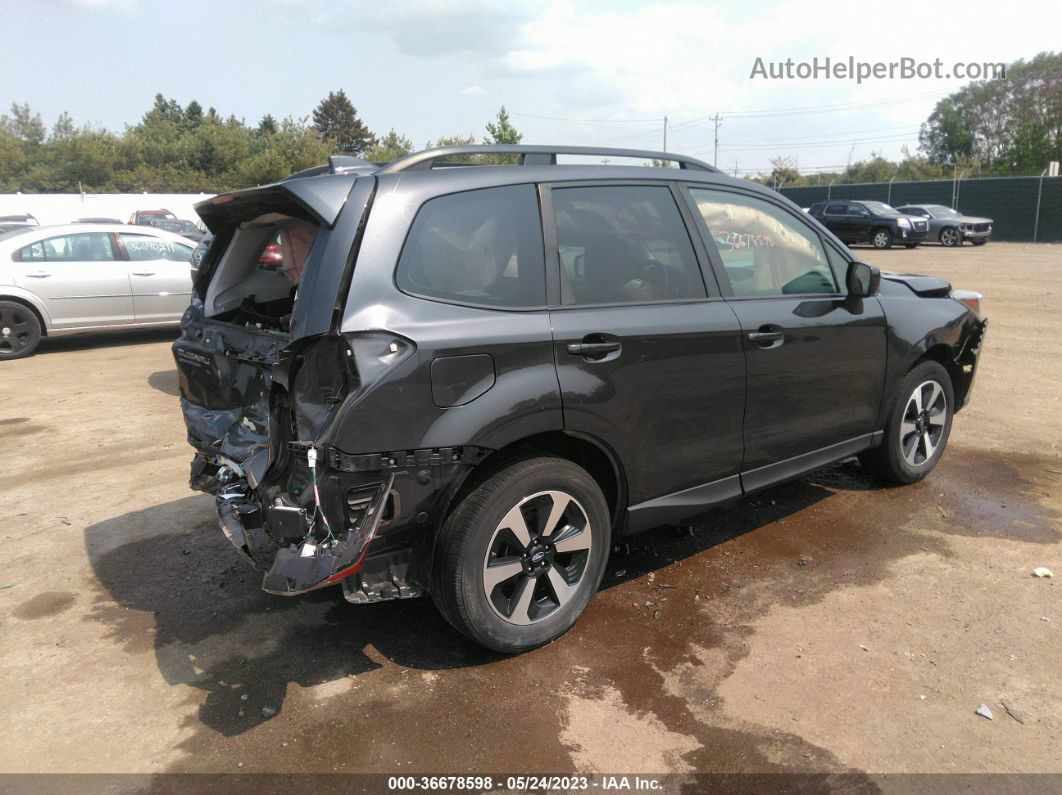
25, 271, 51, 278
131, 271, 156, 276
566, 341, 621, 357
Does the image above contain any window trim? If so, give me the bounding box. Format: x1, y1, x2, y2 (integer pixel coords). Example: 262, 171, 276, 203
540, 179, 720, 310
679, 183, 850, 301
392, 182, 552, 313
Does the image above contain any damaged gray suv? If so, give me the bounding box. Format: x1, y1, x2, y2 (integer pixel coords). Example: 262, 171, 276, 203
176, 145, 986, 653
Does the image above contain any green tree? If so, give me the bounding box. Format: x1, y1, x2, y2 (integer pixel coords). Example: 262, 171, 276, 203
426, 134, 477, 148
484, 105, 522, 144
364, 129, 414, 163
256, 114, 277, 136
1, 102, 46, 145
919, 51, 1061, 173
185, 100, 204, 128
312, 89, 375, 155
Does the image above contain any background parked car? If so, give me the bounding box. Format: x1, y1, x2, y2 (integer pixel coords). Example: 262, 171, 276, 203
0, 223, 195, 359
128, 209, 177, 226
0, 214, 40, 234
190, 232, 213, 272
808, 200, 929, 249
895, 204, 992, 247
146, 218, 206, 243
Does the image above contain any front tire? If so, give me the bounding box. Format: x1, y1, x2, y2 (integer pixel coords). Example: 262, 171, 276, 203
0, 301, 42, 360
971, 239, 988, 246
431, 457, 611, 653
939, 226, 962, 247
872, 229, 893, 249
859, 361, 954, 484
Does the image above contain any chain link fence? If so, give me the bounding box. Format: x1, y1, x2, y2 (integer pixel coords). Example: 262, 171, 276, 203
779, 175, 1061, 243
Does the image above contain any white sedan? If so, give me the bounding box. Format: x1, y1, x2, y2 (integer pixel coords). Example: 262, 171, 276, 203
0, 223, 196, 359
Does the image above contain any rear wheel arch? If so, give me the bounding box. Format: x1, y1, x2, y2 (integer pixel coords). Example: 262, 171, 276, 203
0, 295, 47, 336
441, 431, 625, 532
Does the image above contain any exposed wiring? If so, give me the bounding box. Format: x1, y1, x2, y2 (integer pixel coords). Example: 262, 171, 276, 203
306, 447, 336, 545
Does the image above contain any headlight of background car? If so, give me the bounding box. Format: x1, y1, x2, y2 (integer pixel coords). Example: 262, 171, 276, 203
896, 218, 911, 228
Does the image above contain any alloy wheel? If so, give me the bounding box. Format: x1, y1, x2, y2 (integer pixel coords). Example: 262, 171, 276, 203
482, 490, 592, 626
873, 231, 890, 248
0, 306, 33, 356
900, 380, 947, 467
940, 227, 960, 247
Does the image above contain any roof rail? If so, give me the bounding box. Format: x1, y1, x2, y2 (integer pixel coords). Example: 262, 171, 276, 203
377, 144, 719, 174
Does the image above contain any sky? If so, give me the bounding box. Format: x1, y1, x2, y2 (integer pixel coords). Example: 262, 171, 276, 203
2, 0, 1057, 177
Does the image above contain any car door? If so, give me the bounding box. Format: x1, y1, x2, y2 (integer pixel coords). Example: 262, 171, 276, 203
821, 203, 853, 240
117, 232, 195, 323
847, 204, 873, 242
684, 186, 887, 490
544, 183, 746, 523
10, 231, 134, 329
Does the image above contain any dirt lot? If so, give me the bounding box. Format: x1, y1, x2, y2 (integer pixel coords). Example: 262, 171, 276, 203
0, 242, 1059, 786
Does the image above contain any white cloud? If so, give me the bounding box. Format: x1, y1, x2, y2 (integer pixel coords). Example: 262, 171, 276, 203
459, 85, 488, 95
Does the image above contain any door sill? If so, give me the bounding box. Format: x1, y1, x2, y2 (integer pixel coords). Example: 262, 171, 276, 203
623, 432, 882, 534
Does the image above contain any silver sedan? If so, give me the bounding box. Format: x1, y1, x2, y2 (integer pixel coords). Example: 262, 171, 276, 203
0, 223, 196, 359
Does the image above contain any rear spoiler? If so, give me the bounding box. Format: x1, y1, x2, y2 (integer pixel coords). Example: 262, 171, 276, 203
195, 172, 361, 233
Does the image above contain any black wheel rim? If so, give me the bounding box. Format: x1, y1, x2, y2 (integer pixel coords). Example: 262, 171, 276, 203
0, 306, 34, 356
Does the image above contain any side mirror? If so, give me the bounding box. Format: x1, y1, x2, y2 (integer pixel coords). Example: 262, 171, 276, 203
846, 261, 880, 297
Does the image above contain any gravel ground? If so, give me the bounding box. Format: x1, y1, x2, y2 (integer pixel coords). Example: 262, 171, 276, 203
0, 242, 1058, 785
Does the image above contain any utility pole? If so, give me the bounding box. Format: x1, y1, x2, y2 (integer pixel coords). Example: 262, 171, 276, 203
662, 116, 667, 153
711, 113, 723, 167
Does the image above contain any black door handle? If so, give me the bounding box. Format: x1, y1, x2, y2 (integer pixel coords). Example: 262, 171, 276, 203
567, 341, 621, 356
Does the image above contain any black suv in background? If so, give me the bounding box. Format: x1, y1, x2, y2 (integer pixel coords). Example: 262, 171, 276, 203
175, 145, 986, 653
809, 200, 929, 249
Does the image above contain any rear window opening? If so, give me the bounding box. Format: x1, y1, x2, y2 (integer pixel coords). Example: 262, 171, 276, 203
202, 215, 320, 332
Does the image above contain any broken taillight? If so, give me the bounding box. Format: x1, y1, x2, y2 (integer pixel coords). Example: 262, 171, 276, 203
258, 243, 283, 267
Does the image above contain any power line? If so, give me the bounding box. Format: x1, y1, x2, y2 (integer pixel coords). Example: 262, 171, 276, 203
509, 110, 663, 123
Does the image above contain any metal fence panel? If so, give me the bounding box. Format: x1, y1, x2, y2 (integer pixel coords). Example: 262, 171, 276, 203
779, 176, 1061, 242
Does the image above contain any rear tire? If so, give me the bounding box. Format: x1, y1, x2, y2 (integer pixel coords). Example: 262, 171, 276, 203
431, 457, 610, 653
859, 361, 954, 484
872, 229, 893, 249
0, 300, 42, 360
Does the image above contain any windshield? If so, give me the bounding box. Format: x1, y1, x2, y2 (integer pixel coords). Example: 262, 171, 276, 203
860, 201, 901, 216
927, 206, 960, 219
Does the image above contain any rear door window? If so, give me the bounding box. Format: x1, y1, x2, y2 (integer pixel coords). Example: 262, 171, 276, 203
396, 184, 545, 308
120, 233, 193, 262
551, 185, 705, 305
